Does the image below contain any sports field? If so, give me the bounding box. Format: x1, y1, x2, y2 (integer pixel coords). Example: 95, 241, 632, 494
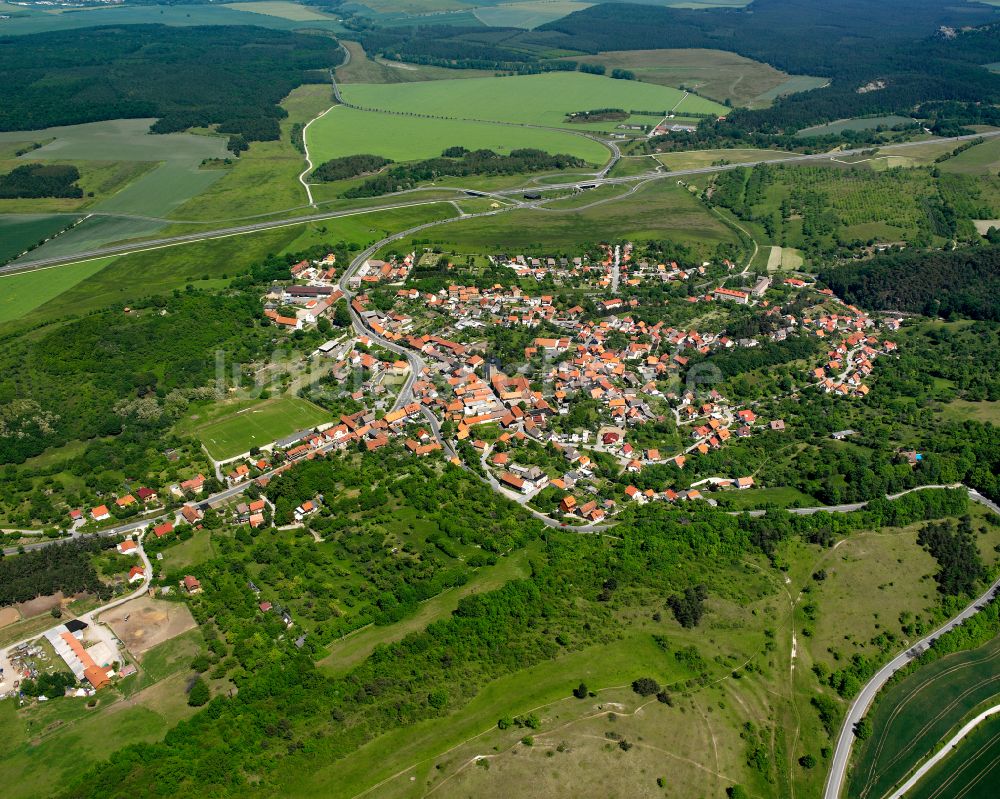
564, 49, 823, 108
906, 713, 1000, 799
195, 396, 330, 460
307, 106, 610, 164
340, 72, 728, 130
849, 634, 1000, 799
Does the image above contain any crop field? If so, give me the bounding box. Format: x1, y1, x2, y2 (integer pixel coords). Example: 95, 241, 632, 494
341, 72, 729, 131
849, 635, 1000, 799
0, 159, 154, 214
0, 2, 343, 35
0, 256, 115, 323
194, 396, 330, 460
0, 214, 78, 265
473, 0, 593, 29
11, 215, 167, 265
388, 180, 738, 257
307, 106, 611, 164
564, 49, 823, 108
906, 713, 1000, 799
223, 1, 339, 21
795, 115, 917, 138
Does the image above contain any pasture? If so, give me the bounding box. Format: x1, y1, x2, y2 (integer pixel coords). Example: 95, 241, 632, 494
307, 106, 610, 164
0, 256, 115, 323
340, 71, 729, 130
849, 634, 1000, 799
906, 713, 1000, 799
564, 49, 824, 108
194, 396, 330, 460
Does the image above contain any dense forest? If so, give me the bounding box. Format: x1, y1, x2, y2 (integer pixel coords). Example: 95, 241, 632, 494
0, 537, 115, 606
0, 164, 82, 199
0, 25, 344, 141
339, 148, 587, 197
819, 244, 1000, 322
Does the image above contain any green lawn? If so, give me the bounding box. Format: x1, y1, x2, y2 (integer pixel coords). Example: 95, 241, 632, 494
307, 106, 610, 164
341, 71, 728, 131
195, 396, 331, 460
159, 529, 217, 573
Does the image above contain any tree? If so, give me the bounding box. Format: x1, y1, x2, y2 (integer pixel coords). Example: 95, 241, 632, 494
799, 754, 816, 769
853, 717, 873, 740
188, 676, 210, 707
573, 682, 588, 699
631, 677, 660, 696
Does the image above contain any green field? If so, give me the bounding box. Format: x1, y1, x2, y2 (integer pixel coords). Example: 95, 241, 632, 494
0, 256, 115, 323
939, 136, 1000, 175
397, 179, 737, 257
849, 635, 1000, 799
563, 48, 824, 108
307, 106, 610, 164
0, 214, 78, 265
194, 396, 331, 460
160, 529, 217, 572
906, 713, 1000, 799
655, 147, 800, 170
341, 72, 729, 130
942, 399, 1000, 425
795, 115, 917, 138
0, 2, 343, 35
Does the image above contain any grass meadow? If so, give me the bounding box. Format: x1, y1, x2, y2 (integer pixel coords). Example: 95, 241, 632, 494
307, 106, 611, 164
795, 115, 917, 138
336, 41, 497, 85
0, 256, 115, 323
195, 396, 330, 459
341, 71, 728, 130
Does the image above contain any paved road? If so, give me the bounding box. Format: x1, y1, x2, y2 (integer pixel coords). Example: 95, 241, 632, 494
7, 130, 996, 276
823, 486, 1000, 799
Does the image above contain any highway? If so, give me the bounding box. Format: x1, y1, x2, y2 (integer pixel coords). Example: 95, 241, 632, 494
823, 486, 1000, 799
5, 129, 996, 277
